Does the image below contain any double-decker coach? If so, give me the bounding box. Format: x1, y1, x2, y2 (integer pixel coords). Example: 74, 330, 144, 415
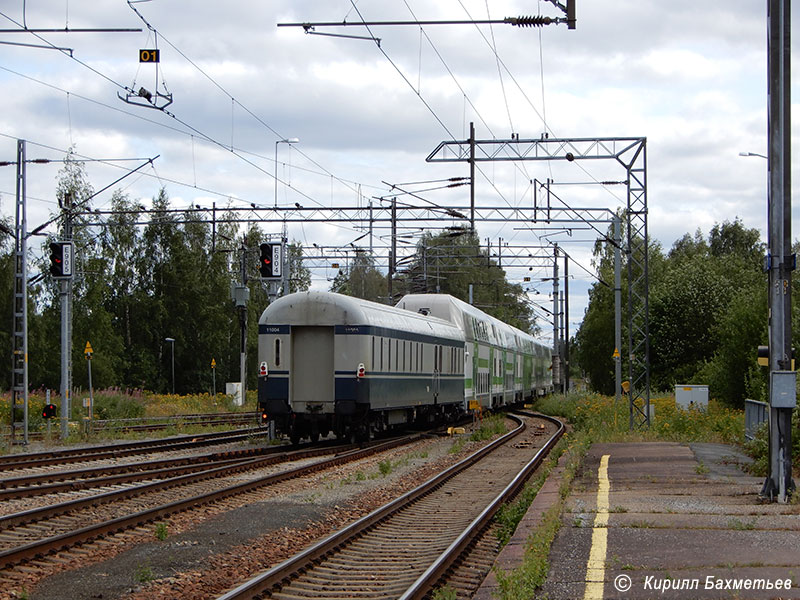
258, 291, 465, 443
395, 294, 553, 408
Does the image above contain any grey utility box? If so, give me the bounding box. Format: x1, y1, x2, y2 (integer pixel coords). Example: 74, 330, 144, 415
675, 384, 708, 410
770, 371, 797, 408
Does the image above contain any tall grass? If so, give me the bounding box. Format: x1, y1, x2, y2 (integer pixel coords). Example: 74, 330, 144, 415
0, 388, 253, 445
534, 391, 743, 445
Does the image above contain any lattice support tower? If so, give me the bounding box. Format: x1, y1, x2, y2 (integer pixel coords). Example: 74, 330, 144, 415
11, 139, 28, 444
426, 134, 649, 427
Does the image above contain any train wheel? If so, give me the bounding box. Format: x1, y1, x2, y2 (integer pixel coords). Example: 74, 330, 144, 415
310, 431, 320, 443
290, 431, 301, 445
355, 424, 371, 443
336, 428, 356, 444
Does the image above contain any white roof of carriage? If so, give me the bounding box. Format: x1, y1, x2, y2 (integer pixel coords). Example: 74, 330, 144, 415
259, 291, 463, 342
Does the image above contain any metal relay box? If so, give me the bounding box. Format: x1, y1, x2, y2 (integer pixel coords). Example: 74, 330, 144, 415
675, 385, 708, 410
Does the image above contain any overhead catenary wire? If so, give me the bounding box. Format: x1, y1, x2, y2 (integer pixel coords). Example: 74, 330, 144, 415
0, 8, 384, 235
0, 10, 139, 91
455, 1, 624, 205
0, 64, 378, 230
4, 3, 599, 267
124, 1, 370, 205
340, 1, 530, 222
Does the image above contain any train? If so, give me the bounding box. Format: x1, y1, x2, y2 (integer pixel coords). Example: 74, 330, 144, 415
257, 291, 552, 443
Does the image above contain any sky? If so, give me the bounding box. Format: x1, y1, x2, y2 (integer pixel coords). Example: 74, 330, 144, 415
0, 1, 796, 345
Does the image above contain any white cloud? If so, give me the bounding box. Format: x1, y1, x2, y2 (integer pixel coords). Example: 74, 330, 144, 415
1, 0, 798, 336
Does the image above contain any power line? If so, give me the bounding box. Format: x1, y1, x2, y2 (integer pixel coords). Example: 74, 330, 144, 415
0, 10, 137, 91
278, 16, 565, 29
123, 1, 372, 204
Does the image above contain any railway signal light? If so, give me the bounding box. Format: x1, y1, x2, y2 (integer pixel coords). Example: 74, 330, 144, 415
42, 403, 57, 419
261, 411, 268, 424
758, 345, 795, 369
259, 243, 283, 279
49, 241, 74, 278
259, 243, 273, 277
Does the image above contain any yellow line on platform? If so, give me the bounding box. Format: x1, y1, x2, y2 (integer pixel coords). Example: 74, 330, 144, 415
583, 454, 610, 600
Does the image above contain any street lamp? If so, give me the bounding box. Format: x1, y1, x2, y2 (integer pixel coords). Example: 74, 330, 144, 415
164, 337, 175, 394
274, 137, 300, 208
739, 151, 768, 159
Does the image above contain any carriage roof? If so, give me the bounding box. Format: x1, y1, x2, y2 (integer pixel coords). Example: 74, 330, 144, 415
259, 291, 463, 341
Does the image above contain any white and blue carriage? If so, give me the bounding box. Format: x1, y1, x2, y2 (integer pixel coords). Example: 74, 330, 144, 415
257, 291, 551, 443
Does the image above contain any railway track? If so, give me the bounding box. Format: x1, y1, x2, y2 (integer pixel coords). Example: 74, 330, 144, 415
0, 434, 422, 571
218, 411, 564, 600
3, 411, 259, 443
0, 426, 272, 472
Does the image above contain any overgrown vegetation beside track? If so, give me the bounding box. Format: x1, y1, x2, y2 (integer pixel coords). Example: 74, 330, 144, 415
538, 391, 744, 445
0, 389, 255, 449
493, 422, 590, 600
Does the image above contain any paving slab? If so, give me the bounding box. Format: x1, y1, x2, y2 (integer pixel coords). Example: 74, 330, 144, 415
536, 442, 800, 599
475, 441, 800, 599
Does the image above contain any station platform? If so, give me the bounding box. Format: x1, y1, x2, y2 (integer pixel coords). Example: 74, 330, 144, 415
476, 442, 800, 599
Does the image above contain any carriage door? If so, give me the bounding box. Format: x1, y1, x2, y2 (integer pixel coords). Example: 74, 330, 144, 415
432, 344, 441, 403
291, 327, 334, 411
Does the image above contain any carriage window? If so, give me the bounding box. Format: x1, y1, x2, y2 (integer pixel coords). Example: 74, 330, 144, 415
395, 339, 399, 371
381, 338, 384, 371
275, 339, 281, 367
388, 339, 391, 372
402, 340, 406, 372
372, 336, 375, 368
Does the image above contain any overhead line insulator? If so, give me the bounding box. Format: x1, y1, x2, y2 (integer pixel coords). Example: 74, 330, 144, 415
506, 15, 555, 27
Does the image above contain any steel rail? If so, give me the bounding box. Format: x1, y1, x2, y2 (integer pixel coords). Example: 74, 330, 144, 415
216, 415, 547, 600
0, 455, 256, 500
0, 438, 381, 528
399, 411, 564, 599
0, 434, 421, 569
0, 428, 271, 470
0, 443, 295, 492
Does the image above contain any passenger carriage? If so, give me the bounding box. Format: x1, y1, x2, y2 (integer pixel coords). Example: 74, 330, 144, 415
258, 291, 465, 443
395, 294, 553, 408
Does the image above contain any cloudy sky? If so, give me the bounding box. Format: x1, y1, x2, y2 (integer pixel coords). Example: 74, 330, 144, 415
0, 1, 795, 343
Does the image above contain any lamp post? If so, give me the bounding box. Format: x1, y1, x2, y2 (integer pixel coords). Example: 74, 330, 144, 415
164, 337, 175, 394
274, 138, 299, 297
739, 151, 768, 159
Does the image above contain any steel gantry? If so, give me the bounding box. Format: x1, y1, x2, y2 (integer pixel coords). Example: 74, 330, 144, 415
426, 134, 649, 428
79, 196, 626, 403
76, 134, 641, 416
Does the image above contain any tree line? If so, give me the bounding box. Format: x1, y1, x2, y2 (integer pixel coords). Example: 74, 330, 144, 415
330, 226, 536, 335
573, 216, 790, 407
2, 158, 536, 396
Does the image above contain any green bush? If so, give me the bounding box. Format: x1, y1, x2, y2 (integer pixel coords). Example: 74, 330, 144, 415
471, 413, 508, 441
93, 394, 146, 420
